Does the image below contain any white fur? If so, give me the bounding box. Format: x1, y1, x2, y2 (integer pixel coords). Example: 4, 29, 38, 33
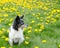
9, 26, 24, 46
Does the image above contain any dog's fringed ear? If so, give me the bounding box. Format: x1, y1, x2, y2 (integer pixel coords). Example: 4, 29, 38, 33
20, 15, 24, 19
15, 16, 20, 20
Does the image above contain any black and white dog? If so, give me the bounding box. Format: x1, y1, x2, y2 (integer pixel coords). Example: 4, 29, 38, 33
9, 15, 27, 46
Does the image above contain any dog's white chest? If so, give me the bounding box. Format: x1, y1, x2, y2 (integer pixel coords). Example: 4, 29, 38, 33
13, 29, 23, 38
9, 26, 24, 43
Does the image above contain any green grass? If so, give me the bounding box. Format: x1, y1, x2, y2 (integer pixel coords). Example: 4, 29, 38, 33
0, 0, 60, 48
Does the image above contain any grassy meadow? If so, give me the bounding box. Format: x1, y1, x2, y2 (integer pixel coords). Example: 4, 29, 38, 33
0, 0, 60, 48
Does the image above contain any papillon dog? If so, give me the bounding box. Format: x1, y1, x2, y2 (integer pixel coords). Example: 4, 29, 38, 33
9, 15, 27, 46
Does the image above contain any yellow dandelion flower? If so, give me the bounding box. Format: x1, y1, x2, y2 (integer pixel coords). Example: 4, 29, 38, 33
5, 37, 9, 41
31, 20, 35, 23
28, 26, 32, 29
29, 0, 32, 2
34, 46, 39, 48
36, 15, 38, 17
44, 12, 47, 15
37, 23, 40, 26
9, 10, 13, 12
47, 16, 51, 19
7, 30, 10, 33
1, 19, 4, 21
18, 14, 21, 16
35, 29, 38, 32
27, 4, 31, 10
38, 13, 40, 15
39, 29, 42, 32
32, 13, 35, 16
0, 3, 3, 6
51, 9, 56, 14
3, 7, 9, 11
11, 7, 16, 11
42, 40, 47, 43
43, 6, 48, 10
51, 18, 56, 23
3, 14, 8, 17
51, 18, 55, 20
53, 19, 56, 23
58, 44, 60, 47
10, 18, 13, 22
40, 19, 43, 22
1, 0, 6, 4
46, 20, 50, 22
1, 46, 6, 48
23, 28, 27, 31
16, 12, 20, 16
25, 41, 29, 44
57, 9, 60, 12
1, 36, 6, 38
0, 30, 3, 34
56, 14, 60, 18
40, 24, 44, 29
37, 17, 39, 19
25, 36, 29, 39
9, 46, 12, 48
33, 0, 36, 2
8, 23, 11, 26
38, 5, 42, 8
8, 0, 12, 2
0, 20, 1, 23
2, 28, 5, 31
28, 30, 31, 33
46, 22, 49, 24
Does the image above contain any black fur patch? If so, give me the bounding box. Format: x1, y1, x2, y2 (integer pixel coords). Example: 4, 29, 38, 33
13, 15, 24, 31
13, 41, 18, 45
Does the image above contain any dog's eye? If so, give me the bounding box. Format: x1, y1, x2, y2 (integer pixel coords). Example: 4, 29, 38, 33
21, 21, 24, 25
20, 20, 24, 23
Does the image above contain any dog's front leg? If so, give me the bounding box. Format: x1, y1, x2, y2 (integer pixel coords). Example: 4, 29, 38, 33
9, 39, 13, 46
18, 37, 24, 46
